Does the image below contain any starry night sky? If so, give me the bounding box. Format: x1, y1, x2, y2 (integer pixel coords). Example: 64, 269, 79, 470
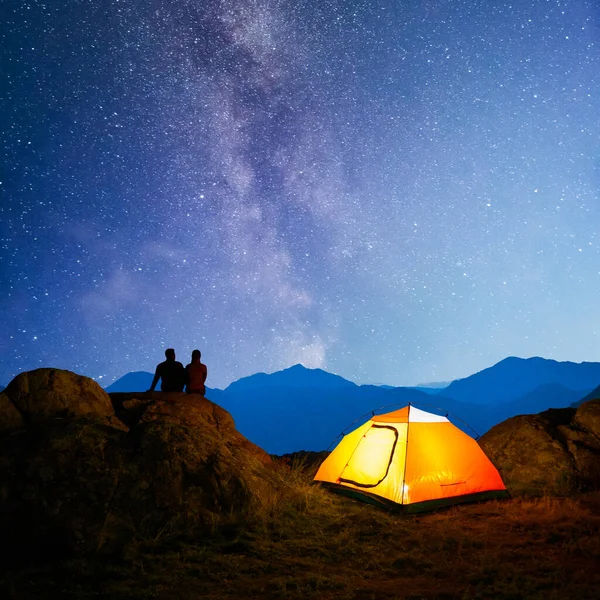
2, 0, 600, 389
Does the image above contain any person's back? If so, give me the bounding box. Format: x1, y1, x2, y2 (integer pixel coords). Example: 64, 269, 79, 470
186, 349, 207, 395
149, 348, 185, 392
158, 358, 186, 392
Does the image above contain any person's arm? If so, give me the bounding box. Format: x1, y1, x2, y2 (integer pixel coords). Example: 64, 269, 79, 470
148, 365, 160, 391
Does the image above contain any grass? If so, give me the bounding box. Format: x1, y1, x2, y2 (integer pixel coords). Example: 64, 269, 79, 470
1, 458, 599, 600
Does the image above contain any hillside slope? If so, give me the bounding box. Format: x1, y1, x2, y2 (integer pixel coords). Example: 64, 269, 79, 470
443, 356, 600, 405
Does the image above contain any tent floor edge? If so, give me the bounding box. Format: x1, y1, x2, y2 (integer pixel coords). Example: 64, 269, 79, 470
317, 483, 509, 514
402, 489, 511, 514
317, 483, 398, 511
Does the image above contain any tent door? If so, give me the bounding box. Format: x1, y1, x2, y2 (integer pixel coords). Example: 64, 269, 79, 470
339, 425, 398, 488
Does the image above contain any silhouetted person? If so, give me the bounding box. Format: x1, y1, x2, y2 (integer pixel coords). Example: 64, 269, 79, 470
148, 348, 185, 392
186, 349, 207, 395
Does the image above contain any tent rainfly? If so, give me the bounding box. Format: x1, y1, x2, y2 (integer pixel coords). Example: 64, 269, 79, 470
314, 405, 508, 513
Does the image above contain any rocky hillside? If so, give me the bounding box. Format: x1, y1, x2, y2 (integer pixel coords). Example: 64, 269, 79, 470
1, 369, 600, 599
0, 368, 278, 559
2, 366, 600, 568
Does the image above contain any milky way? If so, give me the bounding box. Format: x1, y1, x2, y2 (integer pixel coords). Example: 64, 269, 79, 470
2, 0, 600, 388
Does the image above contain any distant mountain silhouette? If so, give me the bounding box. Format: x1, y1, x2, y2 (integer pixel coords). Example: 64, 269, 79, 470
454, 383, 585, 435
215, 380, 439, 455
411, 385, 448, 395
104, 371, 154, 393
505, 383, 585, 415
214, 361, 600, 454
224, 364, 355, 394
572, 383, 600, 407
371, 381, 451, 393
442, 356, 600, 405
380, 383, 583, 442
103, 357, 600, 454
415, 381, 452, 390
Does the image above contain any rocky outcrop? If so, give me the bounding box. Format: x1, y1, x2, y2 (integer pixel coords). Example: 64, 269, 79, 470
0, 369, 276, 559
111, 392, 272, 465
3, 368, 119, 424
0, 391, 24, 433
480, 400, 600, 495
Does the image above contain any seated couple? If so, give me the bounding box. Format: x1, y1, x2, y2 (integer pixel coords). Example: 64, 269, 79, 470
148, 348, 207, 394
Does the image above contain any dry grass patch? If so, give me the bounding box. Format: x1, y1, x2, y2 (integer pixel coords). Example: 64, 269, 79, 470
1, 462, 600, 599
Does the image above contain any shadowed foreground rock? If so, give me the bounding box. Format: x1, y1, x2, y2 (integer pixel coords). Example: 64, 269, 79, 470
0, 369, 275, 559
480, 399, 600, 495
0, 368, 123, 432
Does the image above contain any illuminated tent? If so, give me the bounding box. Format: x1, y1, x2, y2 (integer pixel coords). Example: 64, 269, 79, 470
314, 405, 508, 513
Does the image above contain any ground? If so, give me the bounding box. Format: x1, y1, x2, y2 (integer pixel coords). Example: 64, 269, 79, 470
1, 460, 599, 600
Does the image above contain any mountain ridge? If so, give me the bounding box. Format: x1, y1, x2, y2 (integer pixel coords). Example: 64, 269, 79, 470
224, 363, 356, 393
573, 382, 600, 407
102, 357, 600, 454
442, 356, 599, 405
104, 371, 154, 393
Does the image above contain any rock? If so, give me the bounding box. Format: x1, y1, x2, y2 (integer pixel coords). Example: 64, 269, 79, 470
574, 400, 600, 438
0, 392, 24, 433
115, 405, 273, 542
0, 418, 127, 558
140, 393, 236, 431
0, 370, 277, 560
110, 392, 271, 465
2, 368, 117, 425
480, 400, 600, 495
111, 392, 236, 431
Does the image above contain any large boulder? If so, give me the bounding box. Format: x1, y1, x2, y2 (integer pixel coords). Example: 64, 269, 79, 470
0, 391, 24, 433
0, 418, 128, 559
0, 370, 276, 559
112, 391, 271, 465
111, 391, 237, 432
1, 368, 119, 426
480, 400, 600, 495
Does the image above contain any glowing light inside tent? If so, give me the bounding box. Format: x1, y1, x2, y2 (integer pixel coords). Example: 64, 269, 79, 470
315, 406, 508, 511
402, 483, 410, 504
340, 426, 396, 486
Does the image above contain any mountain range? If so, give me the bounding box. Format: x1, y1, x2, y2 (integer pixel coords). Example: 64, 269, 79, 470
574, 381, 600, 407
441, 356, 600, 404
103, 356, 600, 455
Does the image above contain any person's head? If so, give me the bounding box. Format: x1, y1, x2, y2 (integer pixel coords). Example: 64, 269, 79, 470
191, 349, 201, 361
165, 348, 176, 360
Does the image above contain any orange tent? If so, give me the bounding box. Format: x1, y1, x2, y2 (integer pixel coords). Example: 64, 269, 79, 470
314, 405, 508, 513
